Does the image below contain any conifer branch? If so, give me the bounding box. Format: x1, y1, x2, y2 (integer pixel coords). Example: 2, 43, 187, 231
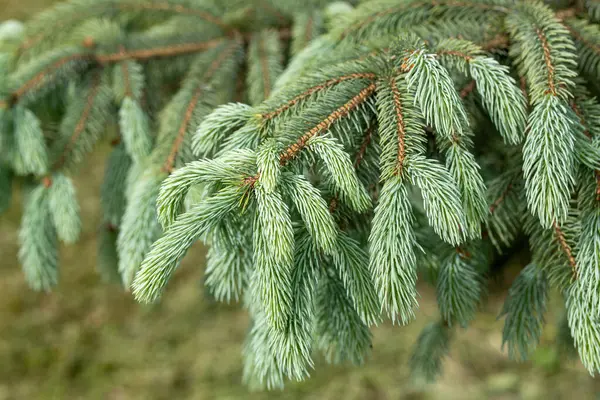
553, 221, 578, 280
9, 38, 226, 106
19, 0, 229, 52
8, 0, 600, 387
161, 40, 240, 173
260, 72, 377, 120
459, 80, 476, 98
51, 70, 103, 172
337, 0, 510, 40
563, 21, 600, 57
95, 37, 226, 62
489, 182, 513, 214
278, 83, 377, 165
389, 77, 406, 174
11, 53, 91, 104
353, 124, 374, 169
535, 28, 558, 96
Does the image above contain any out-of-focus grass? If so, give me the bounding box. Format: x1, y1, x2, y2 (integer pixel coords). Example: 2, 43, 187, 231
2, 2, 600, 399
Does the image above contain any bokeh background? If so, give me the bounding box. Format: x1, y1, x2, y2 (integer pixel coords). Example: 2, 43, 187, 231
2, 1, 600, 399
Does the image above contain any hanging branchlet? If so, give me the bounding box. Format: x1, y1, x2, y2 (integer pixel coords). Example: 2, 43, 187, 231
500, 263, 548, 361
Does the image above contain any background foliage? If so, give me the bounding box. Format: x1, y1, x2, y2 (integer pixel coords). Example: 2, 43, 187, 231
2, 0, 600, 399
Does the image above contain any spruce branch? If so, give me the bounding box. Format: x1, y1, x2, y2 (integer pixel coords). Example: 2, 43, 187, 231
7, 0, 600, 388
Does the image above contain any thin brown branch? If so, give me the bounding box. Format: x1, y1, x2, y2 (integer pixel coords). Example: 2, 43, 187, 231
279, 82, 377, 165
520, 76, 528, 104
460, 80, 476, 98
161, 41, 239, 173
489, 182, 512, 214
242, 173, 260, 188
390, 77, 407, 174
555, 8, 578, 20
553, 221, 578, 280
42, 175, 53, 188
10, 38, 225, 105
52, 71, 103, 171
354, 125, 375, 169
456, 246, 471, 259
535, 28, 557, 96
570, 100, 591, 139
260, 72, 377, 120
328, 197, 338, 214
12, 54, 92, 102
96, 37, 225, 62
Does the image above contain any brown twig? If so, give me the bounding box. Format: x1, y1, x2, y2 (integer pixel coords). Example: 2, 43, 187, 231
563, 22, 600, 59
535, 28, 557, 96
260, 72, 377, 120
9, 38, 226, 106
95, 38, 225, 62
489, 182, 512, 214
52, 71, 103, 171
161, 40, 240, 173
12, 54, 92, 102
460, 80, 476, 98
354, 125, 375, 169
553, 221, 577, 280
339, 1, 509, 39
279, 83, 377, 165
390, 77, 407, 174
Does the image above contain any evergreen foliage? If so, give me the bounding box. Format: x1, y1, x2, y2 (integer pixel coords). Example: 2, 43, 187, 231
3, 0, 600, 390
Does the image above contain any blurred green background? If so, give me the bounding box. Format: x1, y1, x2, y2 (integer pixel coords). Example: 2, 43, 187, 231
2, 1, 600, 399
